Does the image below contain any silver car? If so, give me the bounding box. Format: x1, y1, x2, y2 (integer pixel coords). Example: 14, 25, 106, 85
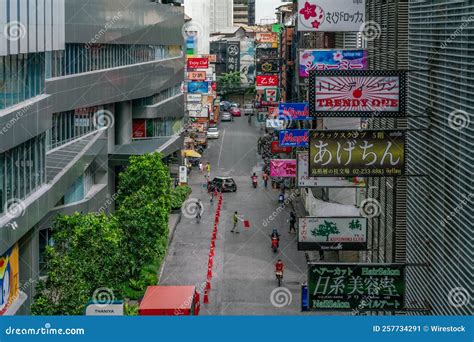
221, 112, 232, 122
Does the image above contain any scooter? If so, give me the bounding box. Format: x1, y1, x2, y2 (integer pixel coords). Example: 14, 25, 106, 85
271, 237, 279, 253
275, 270, 283, 287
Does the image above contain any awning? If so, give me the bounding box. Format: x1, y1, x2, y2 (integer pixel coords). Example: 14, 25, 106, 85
182, 150, 201, 158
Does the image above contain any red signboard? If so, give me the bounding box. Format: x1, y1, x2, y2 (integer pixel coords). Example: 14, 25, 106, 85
211, 82, 217, 91
256, 75, 279, 87
271, 141, 292, 154
132, 120, 146, 138
187, 57, 209, 69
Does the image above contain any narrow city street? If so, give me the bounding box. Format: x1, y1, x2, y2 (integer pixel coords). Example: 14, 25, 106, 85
160, 117, 307, 315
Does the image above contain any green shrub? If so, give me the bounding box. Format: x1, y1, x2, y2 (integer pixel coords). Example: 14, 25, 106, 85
170, 185, 191, 210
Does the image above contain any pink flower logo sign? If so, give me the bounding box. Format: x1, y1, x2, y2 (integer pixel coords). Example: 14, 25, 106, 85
299, 1, 325, 30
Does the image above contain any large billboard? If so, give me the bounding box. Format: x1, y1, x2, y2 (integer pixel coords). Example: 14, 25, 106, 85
297, 152, 366, 187
298, 0, 365, 32
309, 130, 406, 177
308, 263, 405, 311
299, 49, 367, 77
226, 41, 240, 73
298, 217, 367, 251
309, 70, 407, 117
279, 130, 309, 147
240, 39, 256, 85
0, 244, 19, 315
270, 159, 297, 178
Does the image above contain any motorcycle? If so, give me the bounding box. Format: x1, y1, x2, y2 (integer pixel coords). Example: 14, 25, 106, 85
275, 270, 283, 287
271, 237, 279, 253
252, 175, 258, 188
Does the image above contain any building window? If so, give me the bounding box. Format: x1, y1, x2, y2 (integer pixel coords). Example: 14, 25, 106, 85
47, 107, 100, 150
132, 83, 183, 108
132, 118, 183, 139
0, 134, 46, 215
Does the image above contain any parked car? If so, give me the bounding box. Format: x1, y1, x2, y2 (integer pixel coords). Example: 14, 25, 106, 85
221, 111, 232, 121
209, 177, 237, 192
206, 127, 220, 139
230, 102, 239, 108
243, 103, 254, 116
229, 107, 241, 117
220, 101, 231, 111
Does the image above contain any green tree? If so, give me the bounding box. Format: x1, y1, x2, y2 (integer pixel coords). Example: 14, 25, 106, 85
311, 221, 340, 242
31, 214, 124, 315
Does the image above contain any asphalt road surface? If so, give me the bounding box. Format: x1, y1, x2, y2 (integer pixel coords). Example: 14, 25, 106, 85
160, 116, 308, 315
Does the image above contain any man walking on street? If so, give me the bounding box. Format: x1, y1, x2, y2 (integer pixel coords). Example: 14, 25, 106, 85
262, 172, 269, 188
289, 211, 297, 234
231, 211, 240, 234
206, 162, 211, 178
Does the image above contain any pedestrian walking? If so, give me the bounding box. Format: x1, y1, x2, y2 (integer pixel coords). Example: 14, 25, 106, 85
262, 172, 269, 188
196, 200, 203, 223
206, 162, 211, 178
199, 161, 203, 172
289, 211, 296, 234
231, 211, 240, 234
278, 192, 285, 206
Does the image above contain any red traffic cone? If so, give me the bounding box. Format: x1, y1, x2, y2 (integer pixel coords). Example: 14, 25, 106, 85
203, 289, 209, 304
207, 266, 212, 279
206, 280, 211, 291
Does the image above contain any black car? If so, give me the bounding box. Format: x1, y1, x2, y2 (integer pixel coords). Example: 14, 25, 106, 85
209, 177, 237, 192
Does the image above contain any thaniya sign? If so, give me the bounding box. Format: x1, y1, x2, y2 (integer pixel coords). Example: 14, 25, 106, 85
309, 130, 406, 177
308, 263, 405, 311
298, 217, 367, 251
298, 0, 365, 32
309, 70, 406, 117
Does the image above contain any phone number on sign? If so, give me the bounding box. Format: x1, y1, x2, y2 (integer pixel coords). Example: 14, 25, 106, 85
373, 326, 422, 333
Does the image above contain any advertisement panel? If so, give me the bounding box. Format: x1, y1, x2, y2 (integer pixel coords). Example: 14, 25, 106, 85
240, 39, 256, 85
299, 49, 368, 77
279, 130, 309, 147
256, 48, 278, 59
256, 75, 279, 87
297, 152, 366, 187
189, 107, 209, 118
271, 141, 292, 154
257, 60, 280, 73
188, 82, 209, 94
226, 41, 240, 73
278, 103, 310, 120
308, 263, 405, 311
132, 120, 146, 138
297, 0, 365, 32
264, 88, 279, 102
298, 217, 368, 251
309, 70, 406, 117
0, 244, 19, 315
266, 119, 285, 130
187, 71, 206, 81
187, 57, 209, 69
270, 159, 297, 178
201, 54, 217, 63
187, 94, 202, 102
256, 32, 278, 43
309, 130, 406, 177
187, 103, 202, 111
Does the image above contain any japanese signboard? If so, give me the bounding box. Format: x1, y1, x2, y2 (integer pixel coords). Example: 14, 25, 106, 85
256, 75, 279, 87
279, 103, 310, 120
187, 57, 209, 69
298, 0, 365, 32
298, 217, 368, 251
256, 32, 278, 43
201, 54, 217, 63
187, 71, 206, 81
299, 49, 367, 77
309, 70, 407, 117
257, 60, 280, 73
308, 263, 406, 311
271, 141, 292, 154
187, 94, 202, 102
279, 130, 309, 147
226, 42, 240, 73
270, 159, 297, 178
309, 130, 406, 177
187, 82, 209, 94
297, 151, 366, 187
256, 48, 279, 60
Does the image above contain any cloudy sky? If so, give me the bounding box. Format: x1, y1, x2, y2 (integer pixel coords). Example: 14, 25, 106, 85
256, 0, 290, 24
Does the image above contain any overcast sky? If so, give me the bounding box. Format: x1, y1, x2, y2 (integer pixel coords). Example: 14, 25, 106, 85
256, 0, 289, 24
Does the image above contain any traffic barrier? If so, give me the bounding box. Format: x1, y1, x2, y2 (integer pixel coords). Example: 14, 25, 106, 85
203, 289, 209, 304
